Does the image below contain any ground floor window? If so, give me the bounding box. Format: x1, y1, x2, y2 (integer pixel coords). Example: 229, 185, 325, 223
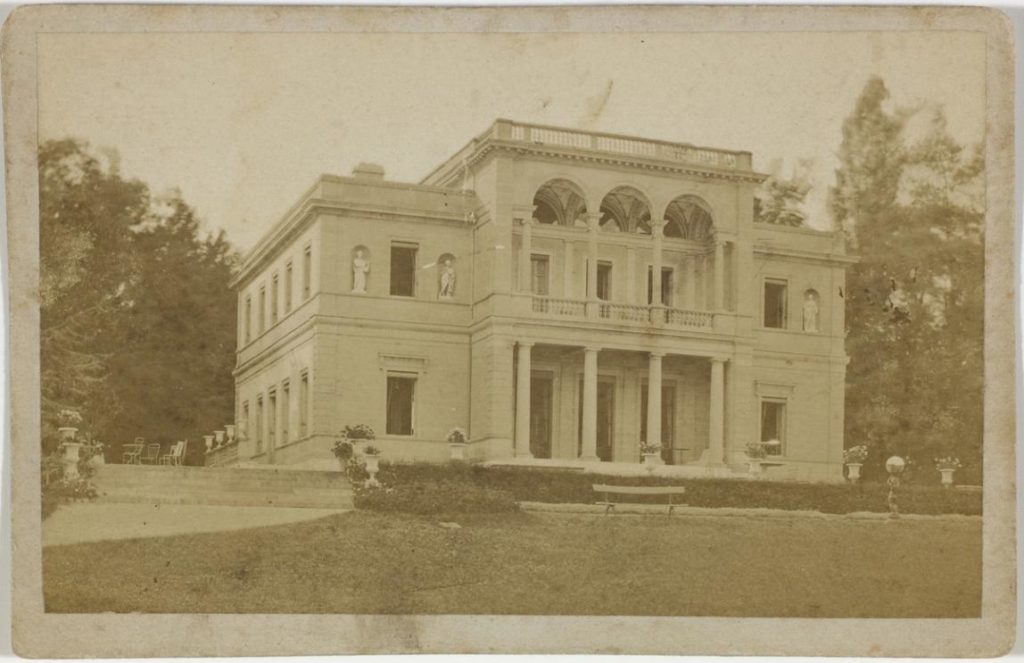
299, 370, 309, 438
386, 374, 416, 435
760, 399, 786, 455
255, 395, 264, 453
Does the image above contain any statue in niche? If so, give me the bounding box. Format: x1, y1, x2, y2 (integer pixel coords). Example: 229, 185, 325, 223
802, 291, 820, 332
352, 249, 369, 294
439, 258, 456, 298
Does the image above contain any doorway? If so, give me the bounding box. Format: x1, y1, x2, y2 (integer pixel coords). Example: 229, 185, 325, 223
530, 374, 554, 459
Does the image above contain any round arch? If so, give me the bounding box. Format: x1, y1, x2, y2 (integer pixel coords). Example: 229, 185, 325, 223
531, 178, 589, 226
599, 186, 653, 234
663, 194, 715, 240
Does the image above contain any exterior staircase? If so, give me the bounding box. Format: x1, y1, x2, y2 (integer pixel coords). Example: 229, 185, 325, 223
91, 464, 353, 509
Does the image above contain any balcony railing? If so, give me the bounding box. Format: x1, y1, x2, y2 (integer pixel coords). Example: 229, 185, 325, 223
532, 297, 714, 330
502, 121, 748, 171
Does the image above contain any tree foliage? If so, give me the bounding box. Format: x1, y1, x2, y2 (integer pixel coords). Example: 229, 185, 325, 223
40, 139, 239, 463
754, 159, 813, 227
832, 78, 984, 484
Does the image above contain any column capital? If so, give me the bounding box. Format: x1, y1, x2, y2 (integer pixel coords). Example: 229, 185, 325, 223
517, 341, 535, 349
648, 350, 667, 359
709, 355, 729, 364
515, 215, 535, 228
651, 218, 668, 239
583, 345, 602, 354
582, 212, 602, 232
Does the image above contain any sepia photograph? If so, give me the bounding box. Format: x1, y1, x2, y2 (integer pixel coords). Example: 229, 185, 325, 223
4, 4, 1016, 657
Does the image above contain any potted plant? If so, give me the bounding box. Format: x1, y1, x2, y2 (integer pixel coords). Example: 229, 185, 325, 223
640, 441, 663, 467
56, 408, 82, 442
934, 456, 962, 488
745, 441, 767, 475
341, 423, 375, 454
363, 444, 382, 487
447, 427, 468, 461
331, 439, 354, 469
843, 444, 869, 482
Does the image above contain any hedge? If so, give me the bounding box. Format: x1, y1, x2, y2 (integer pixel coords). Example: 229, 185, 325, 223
362, 462, 981, 516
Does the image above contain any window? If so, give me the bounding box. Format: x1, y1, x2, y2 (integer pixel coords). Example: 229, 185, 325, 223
647, 267, 674, 306
390, 244, 418, 297
284, 261, 293, 313
244, 296, 252, 343
299, 370, 309, 438
386, 374, 416, 435
302, 245, 312, 300
258, 285, 266, 333
586, 260, 613, 301
763, 279, 788, 328
267, 389, 277, 449
760, 400, 786, 456
271, 273, 279, 325
281, 380, 290, 443
255, 395, 264, 453
531, 254, 550, 296
242, 400, 250, 442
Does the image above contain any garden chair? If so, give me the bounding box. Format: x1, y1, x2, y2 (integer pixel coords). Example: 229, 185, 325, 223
141, 443, 161, 464
121, 439, 144, 464
160, 440, 187, 466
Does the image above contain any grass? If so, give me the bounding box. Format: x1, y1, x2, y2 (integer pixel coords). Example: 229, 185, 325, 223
44, 510, 981, 617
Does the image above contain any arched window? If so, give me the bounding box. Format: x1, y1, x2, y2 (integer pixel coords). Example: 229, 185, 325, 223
532, 179, 587, 226
664, 195, 715, 240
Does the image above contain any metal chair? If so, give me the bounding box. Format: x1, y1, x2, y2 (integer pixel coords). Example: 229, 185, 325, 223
141, 443, 161, 464
122, 438, 144, 464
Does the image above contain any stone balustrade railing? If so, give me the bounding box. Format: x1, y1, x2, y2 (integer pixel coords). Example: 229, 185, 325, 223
531, 296, 714, 330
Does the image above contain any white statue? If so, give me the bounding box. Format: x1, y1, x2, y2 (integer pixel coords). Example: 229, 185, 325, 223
352, 249, 369, 294
802, 291, 820, 332
439, 259, 456, 298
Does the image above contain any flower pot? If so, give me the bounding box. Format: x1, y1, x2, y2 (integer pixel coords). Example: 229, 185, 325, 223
62, 442, 82, 479
642, 452, 662, 467
747, 460, 764, 476
214, 430, 225, 445
449, 442, 468, 461
939, 468, 956, 488
204, 435, 215, 453
58, 427, 78, 442
845, 462, 862, 482
225, 424, 236, 441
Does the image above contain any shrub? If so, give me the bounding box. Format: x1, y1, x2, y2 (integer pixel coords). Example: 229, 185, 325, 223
360, 462, 981, 516
332, 440, 354, 461
354, 481, 518, 516
341, 424, 375, 441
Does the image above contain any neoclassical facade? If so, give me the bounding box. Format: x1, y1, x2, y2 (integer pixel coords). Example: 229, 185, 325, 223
232, 120, 853, 481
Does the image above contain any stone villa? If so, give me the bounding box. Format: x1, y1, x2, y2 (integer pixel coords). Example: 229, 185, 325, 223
230, 120, 853, 481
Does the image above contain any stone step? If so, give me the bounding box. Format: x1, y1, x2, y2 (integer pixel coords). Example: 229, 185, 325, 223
91, 464, 354, 510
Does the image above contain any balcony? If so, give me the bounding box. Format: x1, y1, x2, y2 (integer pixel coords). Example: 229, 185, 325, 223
531, 296, 714, 330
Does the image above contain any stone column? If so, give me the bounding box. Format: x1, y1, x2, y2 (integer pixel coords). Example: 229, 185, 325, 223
714, 240, 726, 311
517, 217, 533, 293
646, 352, 664, 452
514, 341, 534, 458
580, 346, 600, 461
706, 356, 727, 466
586, 214, 599, 318
651, 221, 665, 325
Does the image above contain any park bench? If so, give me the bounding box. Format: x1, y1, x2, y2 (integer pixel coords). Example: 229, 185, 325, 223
593, 483, 687, 515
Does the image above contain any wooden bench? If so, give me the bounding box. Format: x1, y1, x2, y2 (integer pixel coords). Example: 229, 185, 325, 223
593, 483, 687, 515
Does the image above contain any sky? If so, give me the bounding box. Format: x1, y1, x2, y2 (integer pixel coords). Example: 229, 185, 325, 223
38, 31, 986, 250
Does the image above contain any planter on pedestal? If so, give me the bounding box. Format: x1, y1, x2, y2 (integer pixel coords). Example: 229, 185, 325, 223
845, 463, 863, 482
747, 460, 765, 476
225, 424, 236, 442
939, 468, 956, 488
449, 442, 468, 461
204, 435, 215, 453
58, 427, 78, 442
364, 453, 381, 487
642, 452, 661, 467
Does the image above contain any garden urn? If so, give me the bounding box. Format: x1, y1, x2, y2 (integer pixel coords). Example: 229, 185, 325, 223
939, 468, 956, 488
214, 430, 225, 445
204, 435, 215, 453
845, 463, 863, 482
225, 424, 236, 441
61, 442, 82, 479
642, 452, 662, 467
363, 452, 381, 487
449, 442, 468, 461
57, 427, 78, 442
747, 460, 764, 476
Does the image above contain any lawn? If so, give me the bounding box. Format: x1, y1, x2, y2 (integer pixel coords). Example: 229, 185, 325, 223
44, 511, 981, 617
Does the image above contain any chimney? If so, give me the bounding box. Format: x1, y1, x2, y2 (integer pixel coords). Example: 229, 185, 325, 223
352, 162, 386, 180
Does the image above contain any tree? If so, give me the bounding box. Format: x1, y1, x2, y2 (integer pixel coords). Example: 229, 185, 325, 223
39, 139, 239, 464
833, 80, 984, 484
754, 159, 814, 227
